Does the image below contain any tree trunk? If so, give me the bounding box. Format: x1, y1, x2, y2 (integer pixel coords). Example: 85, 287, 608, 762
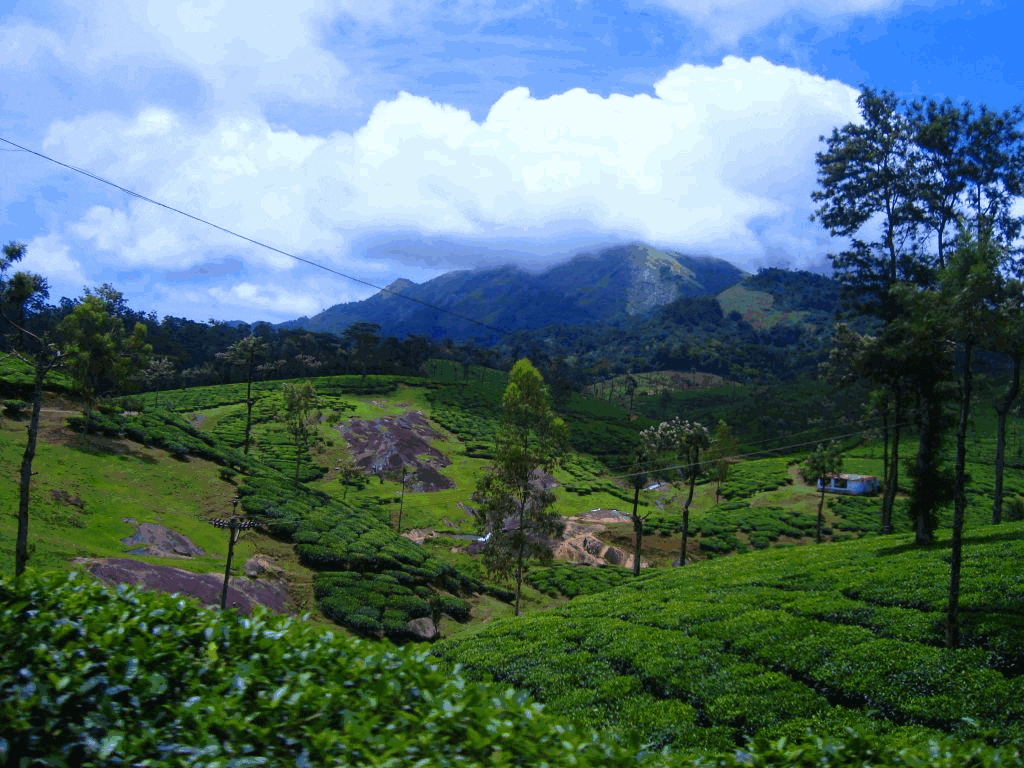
243, 362, 254, 456
631, 484, 643, 577
881, 387, 902, 536
679, 473, 697, 567
514, 538, 524, 617
993, 355, 1021, 524
15, 362, 46, 577
816, 488, 825, 544
910, 384, 945, 546
881, 407, 890, 500
947, 343, 973, 649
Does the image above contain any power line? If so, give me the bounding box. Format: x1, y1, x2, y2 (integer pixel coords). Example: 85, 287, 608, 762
0, 135, 510, 337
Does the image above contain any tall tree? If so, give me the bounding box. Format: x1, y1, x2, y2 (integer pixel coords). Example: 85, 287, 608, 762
939, 224, 1004, 649
217, 335, 270, 455
646, 417, 710, 567
471, 359, 568, 616
708, 419, 737, 506
57, 289, 151, 433
342, 322, 381, 380
624, 431, 661, 577
137, 355, 177, 409
990, 281, 1024, 523
799, 441, 844, 544
1, 241, 65, 577
281, 380, 321, 483
812, 89, 934, 538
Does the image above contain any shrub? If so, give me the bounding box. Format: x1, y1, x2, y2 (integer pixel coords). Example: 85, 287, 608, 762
2, 399, 28, 418
0, 573, 638, 767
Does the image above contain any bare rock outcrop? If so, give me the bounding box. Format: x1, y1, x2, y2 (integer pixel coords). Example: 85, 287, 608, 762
406, 617, 439, 642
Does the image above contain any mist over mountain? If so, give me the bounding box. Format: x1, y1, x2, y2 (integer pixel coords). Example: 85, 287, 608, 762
282, 244, 749, 341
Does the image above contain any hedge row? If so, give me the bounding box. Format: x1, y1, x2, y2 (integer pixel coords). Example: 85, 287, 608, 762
435, 525, 1024, 751
526, 563, 636, 598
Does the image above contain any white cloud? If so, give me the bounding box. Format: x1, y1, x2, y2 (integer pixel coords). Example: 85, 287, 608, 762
38, 56, 859, 318
207, 281, 322, 317
642, 0, 931, 45
20, 234, 87, 286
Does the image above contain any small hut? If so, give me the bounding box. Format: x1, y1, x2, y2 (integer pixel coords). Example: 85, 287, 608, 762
817, 473, 880, 496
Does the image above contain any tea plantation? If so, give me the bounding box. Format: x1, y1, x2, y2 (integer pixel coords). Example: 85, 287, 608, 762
434, 523, 1024, 757
4, 358, 1024, 764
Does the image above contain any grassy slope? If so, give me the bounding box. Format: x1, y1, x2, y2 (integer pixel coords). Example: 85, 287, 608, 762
7, 364, 1024, 621
717, 283, 808, 329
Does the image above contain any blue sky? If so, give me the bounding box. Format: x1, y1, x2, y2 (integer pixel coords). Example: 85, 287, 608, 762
0, 0, 1019, 323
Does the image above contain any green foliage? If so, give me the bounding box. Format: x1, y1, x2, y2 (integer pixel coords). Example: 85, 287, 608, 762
0, 353, 73, 396
526, 563, 635, 598
687, 728, 1024, 767
2, 398, 27, 418
720, 458, 792, 500
472, 359, 569, 615
58, 290, 151, 421
0, 572, 637, 767
435, 523, 1024, 752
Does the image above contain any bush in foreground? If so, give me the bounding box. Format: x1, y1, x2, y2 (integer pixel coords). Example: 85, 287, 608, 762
0, 573, 635, 767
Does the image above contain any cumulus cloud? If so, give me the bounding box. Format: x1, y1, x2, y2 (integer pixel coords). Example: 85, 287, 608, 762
642, 0, 930, 45
20, 234, 88, 286
37, 55, 859, 319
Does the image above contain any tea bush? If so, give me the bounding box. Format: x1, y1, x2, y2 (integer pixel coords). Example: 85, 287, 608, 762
526, 563, 636, 598
0, 573, 637, 767
436, 524, 1024, 751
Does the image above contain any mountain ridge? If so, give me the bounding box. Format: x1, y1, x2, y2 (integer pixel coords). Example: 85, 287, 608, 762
283, 243, 749, 340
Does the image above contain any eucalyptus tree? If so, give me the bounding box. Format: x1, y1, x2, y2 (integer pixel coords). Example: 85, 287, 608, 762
217, 335, 270, 455
281, 380, 321, 483
938, 225, 1005, 648
471, 359, 568, 615
137, 355, 177, 409
708, 419, 737, 506
645, 417, 710, 566
624, 430, 661, 577
1, 241, 62, 577
990, 280, 1024, 523
812, 89, 933, 535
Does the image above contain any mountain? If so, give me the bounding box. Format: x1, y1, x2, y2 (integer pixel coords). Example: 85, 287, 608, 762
283, 244, 748, 341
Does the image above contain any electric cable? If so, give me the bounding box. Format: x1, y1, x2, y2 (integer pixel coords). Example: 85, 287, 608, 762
0, 135, 510, 336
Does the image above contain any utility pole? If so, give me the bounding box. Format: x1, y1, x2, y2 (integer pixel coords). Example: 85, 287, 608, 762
210, 498, 259, 610
397, 467, 408, 534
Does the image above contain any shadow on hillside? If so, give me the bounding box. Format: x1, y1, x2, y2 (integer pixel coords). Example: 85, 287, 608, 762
66, 432, 159, 465
874, 528, 1024, 558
